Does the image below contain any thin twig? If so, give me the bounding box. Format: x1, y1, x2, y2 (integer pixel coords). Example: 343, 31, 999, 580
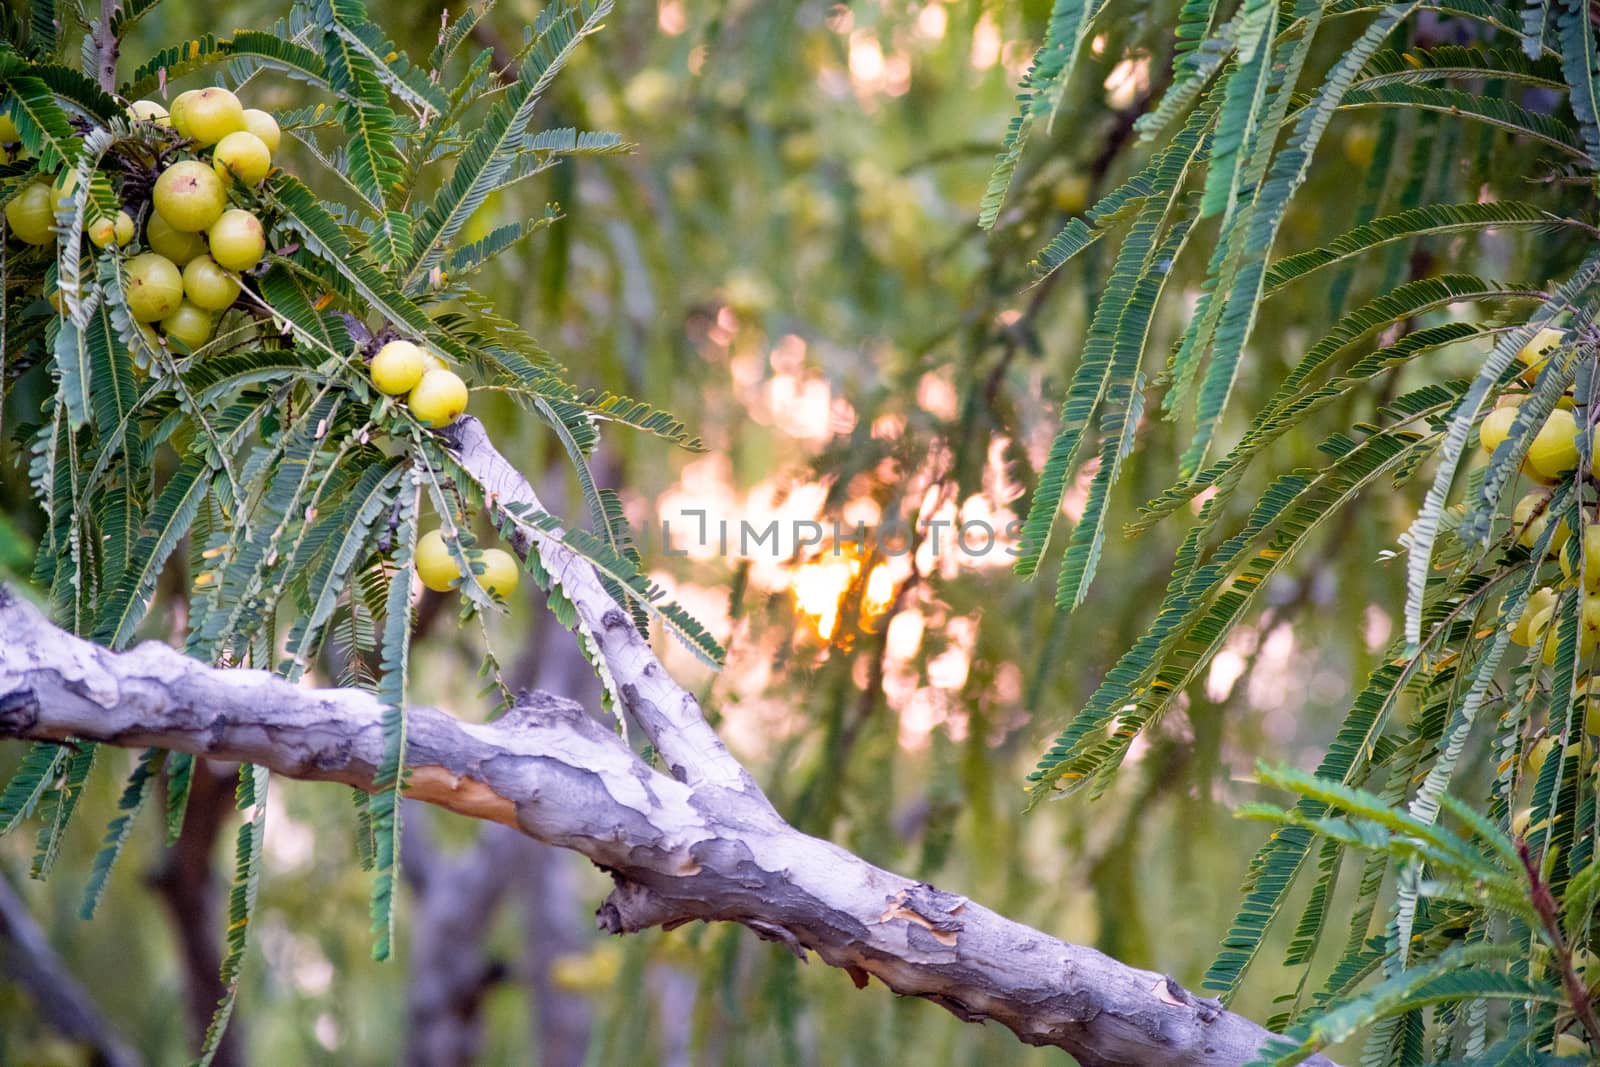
1519, 839, 1600, 1047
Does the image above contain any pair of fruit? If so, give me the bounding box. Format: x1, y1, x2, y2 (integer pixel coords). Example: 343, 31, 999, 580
1508, 585, 1600, 664
369, 340, 470, 427
415, 530, 519, 599
7, 173, 132, 249
150, 162, 264, 269
1477, 328, 1583, 479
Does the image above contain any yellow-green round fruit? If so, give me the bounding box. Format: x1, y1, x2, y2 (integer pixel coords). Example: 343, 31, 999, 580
415, 530, 462, 592
408, 368, 468, 427
207, 209, 264, 271
1053, 173, 1091, 216
127, 99, 170, 125
5, 183, 54, 245
1519, 326, 1565, 384
1512, 806, 1535, 838
88, 210, 135, 249
241, 109, 281, 154
1515, 489, 1571, 552
421, 350, 447, 373
1529, 605, 1556, 657
168, 90, 201, 137
1526, 736, 1557, 780
1528, 408, 1581, 480
1554, 1034, 1590, 1058
370, 340, 427, 395
1561, 526, 1600, 592
1344, 124, 1378, 168
1479, 403, 1519, 456
0, 114, 17, 143
124, 252, 184, 322
134, 321, 161, 354
1512, 587, 1559, 646
160, 300, 214, 350
49, 169, 80, 216
145, 212, 207, 265
212, 130, 271, 186
178, 87, 244, 147
476, 548, 519, 600
181, 255, 240, 311
153, 160, 227, 232
1585, 591, 1600, 636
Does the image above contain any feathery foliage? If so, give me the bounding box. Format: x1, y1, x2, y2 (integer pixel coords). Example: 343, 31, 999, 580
0, 3, 717, 1060
987, 0, 1600, 1057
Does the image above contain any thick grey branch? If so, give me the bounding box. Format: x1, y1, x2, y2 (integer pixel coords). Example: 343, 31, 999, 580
0, 589, 1334, 1067
444, 417, 764, 802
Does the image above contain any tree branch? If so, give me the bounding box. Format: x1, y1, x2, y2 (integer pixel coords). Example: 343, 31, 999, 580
0, 588, 1335, 1067
0, 868, 142, 1067
90, 0, 121, 94
443, 417, 764, 801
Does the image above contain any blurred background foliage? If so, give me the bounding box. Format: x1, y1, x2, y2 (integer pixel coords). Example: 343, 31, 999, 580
0, 0, 1520, 1064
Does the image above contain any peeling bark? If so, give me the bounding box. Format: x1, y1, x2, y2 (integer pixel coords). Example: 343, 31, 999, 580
0, 588, 1335, 1067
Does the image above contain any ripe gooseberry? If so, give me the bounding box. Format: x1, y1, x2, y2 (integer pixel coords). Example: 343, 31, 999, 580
178, 87, 245, 147
1513, 488, 1570, 552
415, 530, 461, 592
1561, 526, 1600, 593
475, 548, 520, 600
161, 301, 215, 350
127, 100, 170, 125
153, 160, 227, 232
241, 109, 281, 154
370, 340, 427, 395
5, 183, 54, 245
146, 213, 207, 265
1527, 409, 1581, 480
49, 169, 80, 216
1478, 403, 1519, 456
1511, 587, 1559, 646
1518, 327, 1565, 384
88, 210, 135, 249
212, 130, 272, 187
0, 114, 17, 143
124, 252, 184, 322
409, 368, 469, 427
207, 210, 265, 271
181, 255, 240, 311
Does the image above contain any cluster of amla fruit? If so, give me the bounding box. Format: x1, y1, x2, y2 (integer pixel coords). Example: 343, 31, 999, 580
2, 86, 278, 351
1476, 328, 1600, 661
